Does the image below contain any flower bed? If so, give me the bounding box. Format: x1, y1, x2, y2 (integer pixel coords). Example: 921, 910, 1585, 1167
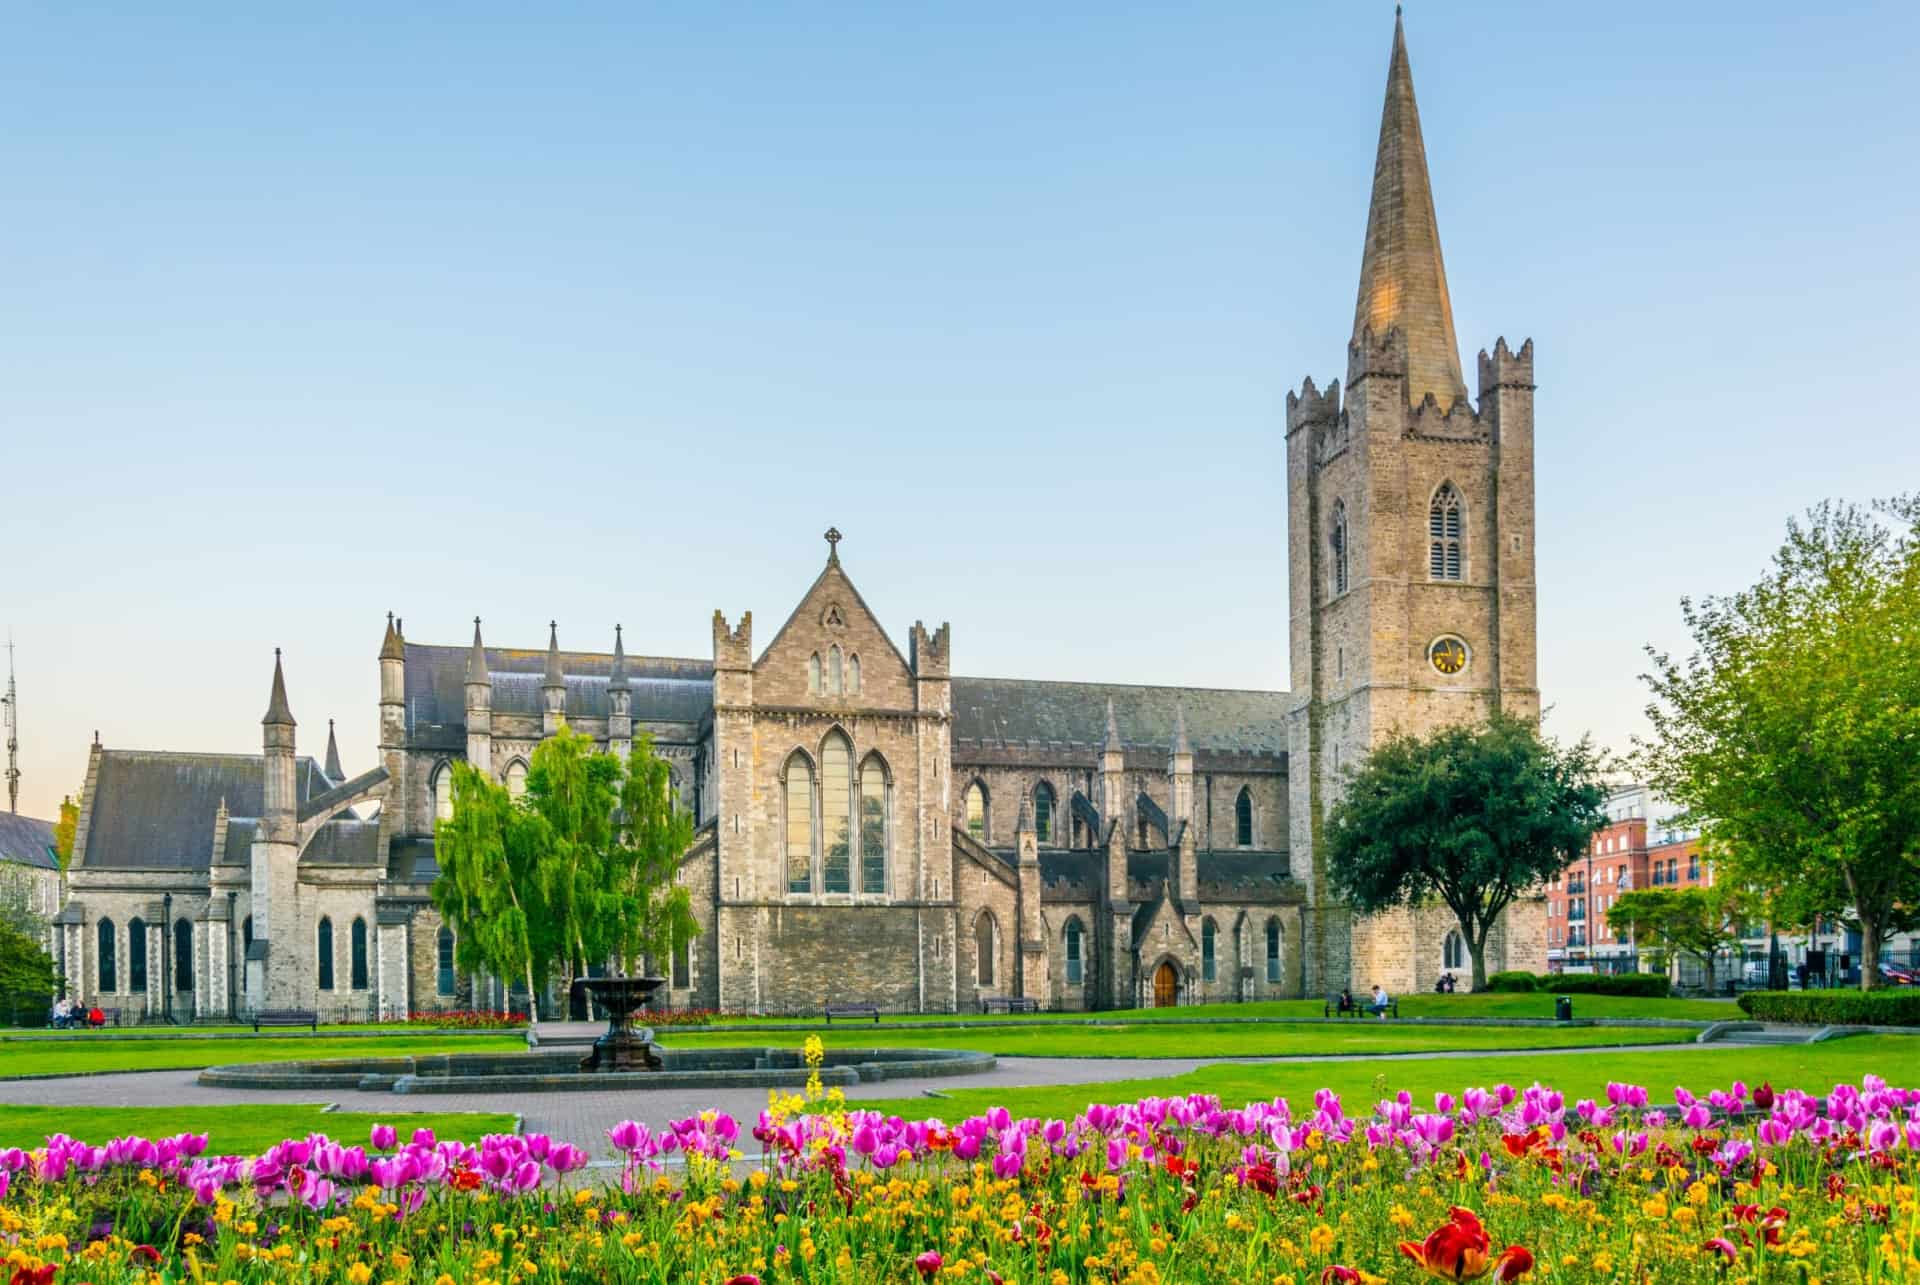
403, 1010, 529, 1030
2, 1062, 1917, 1282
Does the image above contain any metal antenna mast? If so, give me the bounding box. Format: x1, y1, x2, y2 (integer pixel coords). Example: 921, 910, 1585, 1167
2, 634, 18, 814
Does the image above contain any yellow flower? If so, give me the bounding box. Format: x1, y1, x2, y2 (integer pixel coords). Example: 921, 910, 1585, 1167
1308, 1224, 1336, 1256
346, 1264, 374, 1285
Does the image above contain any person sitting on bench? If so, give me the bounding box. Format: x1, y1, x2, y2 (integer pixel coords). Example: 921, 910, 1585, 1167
1336, 988, 1356, 1015
1369, 983, 1392, 1019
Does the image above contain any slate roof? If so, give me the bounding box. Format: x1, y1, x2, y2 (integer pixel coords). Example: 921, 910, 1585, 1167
78, 751, 332, 870
300, 819, 382, 867
0, 812, 58, 871
403, 643, 711, 732
950, 678, 1288, 757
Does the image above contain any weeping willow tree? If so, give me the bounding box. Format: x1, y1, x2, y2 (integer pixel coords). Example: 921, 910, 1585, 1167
430, 762, 550, 1019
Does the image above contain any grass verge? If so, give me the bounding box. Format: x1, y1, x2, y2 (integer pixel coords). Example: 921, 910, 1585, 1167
851, 1034, 1915, 1122
0, 1104, 518, 1153
0, 1035, 525, 1078
681, 993, 1732, 1025
664, 1022, 1695, 1059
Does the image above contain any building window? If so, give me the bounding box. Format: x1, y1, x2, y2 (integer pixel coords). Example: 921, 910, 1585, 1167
1236, 788, 1254, 847
821, 733, 852, 894
672, 936, 691, 989
1330, 501, 1349, 596
848, 654, 861, 695
807, 653, 821, 695
129, 917, 148, 993
828, 645, 844, 697
174, 920, 193, 992
1265, 918, 1282, 983
1202, 918, 1217, 982
504, 760, 528, 800
97, 918, 117, 993
859, 755, 888, 894
785, 753, 815, 894
1429, 482, 1464, 581
1443, 929, 1465, 972
432, 764, 454, 822
975, 912, 996, 987
1687, 854, 1700, 880
350, 917, 370, 991
1033, 783, 1054, 844
436, 926, 456, 996
1064, 918, 1084, 984
317, 916, 335, 991
242, 916, 254, 953
964, 783, 987, 840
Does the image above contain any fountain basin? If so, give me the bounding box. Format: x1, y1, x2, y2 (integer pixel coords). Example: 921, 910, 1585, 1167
197, 1045, 996, 1094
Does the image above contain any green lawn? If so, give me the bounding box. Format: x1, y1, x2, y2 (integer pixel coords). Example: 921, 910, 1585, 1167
852, 1034, 1916, 1122
0, 1104, 518, 1153
0, 1035, 524, 1078
663, 1021, 1695, 1059
681, 992, 1732, 1025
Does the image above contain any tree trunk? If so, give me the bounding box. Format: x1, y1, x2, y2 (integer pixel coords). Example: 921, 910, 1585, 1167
1859, 910, 1883, 992
523, 961, 540, 1024
1699, 953, 1716, 995
1467, 928, 1489, 992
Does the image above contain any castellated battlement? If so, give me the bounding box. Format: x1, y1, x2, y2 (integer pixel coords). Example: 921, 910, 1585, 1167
1476, 336, 1535, 396
1285, 375, 1342, 435
1345, 324, 1410, 389
1405, 389, 1490, 442
711, 610, 753, 669
910, 621, 951, 678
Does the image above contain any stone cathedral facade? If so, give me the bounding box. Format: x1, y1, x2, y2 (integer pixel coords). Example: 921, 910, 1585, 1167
52, 13, 1544, 1020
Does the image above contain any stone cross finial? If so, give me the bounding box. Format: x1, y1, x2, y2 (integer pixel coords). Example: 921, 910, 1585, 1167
824, 526, 842, 563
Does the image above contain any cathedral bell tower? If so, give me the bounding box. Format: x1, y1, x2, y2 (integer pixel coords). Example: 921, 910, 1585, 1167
1286, 10, 1541, 996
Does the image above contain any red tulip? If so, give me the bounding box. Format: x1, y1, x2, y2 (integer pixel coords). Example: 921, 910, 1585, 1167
915, 1250, 944, 1279
1492, 1246, 1534, 1282
1703, 1237, 1738, 1265
1399, 1207, 1532, 1282
1321, 1267, 1362, 1284
724, 1277, 763, 1285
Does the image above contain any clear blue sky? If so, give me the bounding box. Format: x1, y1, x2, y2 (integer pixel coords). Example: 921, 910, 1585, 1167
6, 2, 1917, 819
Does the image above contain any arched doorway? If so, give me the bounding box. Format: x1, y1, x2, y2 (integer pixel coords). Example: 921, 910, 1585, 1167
1152, 961, 1179, 1008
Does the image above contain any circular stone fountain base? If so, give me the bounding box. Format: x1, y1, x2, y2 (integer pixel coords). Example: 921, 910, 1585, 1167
198, 1046, 995, 1094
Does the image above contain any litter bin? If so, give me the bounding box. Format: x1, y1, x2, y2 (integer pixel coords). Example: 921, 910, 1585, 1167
1555, 995, 1573, 1022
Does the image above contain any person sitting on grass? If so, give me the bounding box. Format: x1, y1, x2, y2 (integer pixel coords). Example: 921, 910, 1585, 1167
1369, 983, 1391, 1019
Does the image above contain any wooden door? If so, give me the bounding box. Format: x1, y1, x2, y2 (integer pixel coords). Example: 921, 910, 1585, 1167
1153, 962, 1178, 1008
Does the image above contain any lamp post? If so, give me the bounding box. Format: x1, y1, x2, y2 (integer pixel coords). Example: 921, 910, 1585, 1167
161, 892, 173, 1024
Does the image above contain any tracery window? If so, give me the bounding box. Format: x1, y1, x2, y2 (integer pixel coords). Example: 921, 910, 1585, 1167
1330, 500, 1349, 596
859, 756, 888, 894
821, 732, 853, 894
1236, 788, 1254, 847
964, 783, 986, 840
432, 763, 454, 822
1443, 930, 1465, 971
1033, 783, 1054, 844
1429, 483, 1464, 581
503, 759, 528, 800
785, 753, 815, 894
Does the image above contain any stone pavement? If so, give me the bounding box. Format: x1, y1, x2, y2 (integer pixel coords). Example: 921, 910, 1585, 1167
0, 1040, 1722, 1160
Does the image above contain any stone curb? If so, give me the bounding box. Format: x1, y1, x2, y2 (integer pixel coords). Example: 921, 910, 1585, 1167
1695, 1021, 1764, 1044
0, 1028, 525, 1045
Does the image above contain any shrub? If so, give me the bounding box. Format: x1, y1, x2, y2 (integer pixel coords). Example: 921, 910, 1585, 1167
1546, 972, 1672, 998
406, 1009, 527, 1029
1735, 989, 1920, 1026
1486, 971, 1537, 992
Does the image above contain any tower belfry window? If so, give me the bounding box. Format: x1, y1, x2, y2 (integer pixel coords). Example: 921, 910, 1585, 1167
1429, 484, 1464, 581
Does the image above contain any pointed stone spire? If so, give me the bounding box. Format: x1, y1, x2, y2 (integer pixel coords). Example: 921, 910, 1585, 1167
324, 719, 344, 781
466, 617, 488, 685
1171, 701, 1192, 756
1103, 698, 1122, 753
261, 649, 296, 727
608, 623, 629, 691
1352, 8, 1469, 408
379, 611, 405, 661
543, 621, 564, 689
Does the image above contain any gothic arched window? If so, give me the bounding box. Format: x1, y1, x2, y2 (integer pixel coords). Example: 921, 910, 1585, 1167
807, 653, 821, 695
128, 917, 147, 992
174, 920, 193, 992
821, 732, 853, 894
503, 759, 528, 800
1330, 500, 1349, 596
1202, 918, 1218, 982
859, 754, 888, 894
974, 911, 996, 987
964, 782, 987, 840
785, 752, 815, 894
1429, 483, 1464, 581
1265, 918, 1283, 983
350, 916, 370, 991
1033, 783, 1055, 845
1064, 917, 1085, 984
828, 645, 844, 697
436, 926, 456, 996
1443, 929, 1465, 972
97, 918, 117, 993
317, 916, 335, 991
848, 653, 861, 695
1236, 788, 1254, 847
432, 763, 454, 822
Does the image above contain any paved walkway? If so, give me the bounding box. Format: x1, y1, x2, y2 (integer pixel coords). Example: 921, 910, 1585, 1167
0, 1040, 1725, 1159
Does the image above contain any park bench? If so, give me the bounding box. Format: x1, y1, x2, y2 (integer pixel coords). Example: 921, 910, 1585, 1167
980, 996, 1040, 1015
252, 1009, 319, 1033
824, 1003, 880, 1024
1325, 994, 1399, 1019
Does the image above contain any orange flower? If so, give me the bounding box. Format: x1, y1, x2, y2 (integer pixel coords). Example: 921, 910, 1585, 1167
1398, 1207, 1532, 1282
449, 1168, 482, 1192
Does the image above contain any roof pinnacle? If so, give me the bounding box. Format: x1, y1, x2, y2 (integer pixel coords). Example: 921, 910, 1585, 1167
466, 617, 489, 685
379, 611, 405, 661
609, 623, 629, 691
324, 718, 344, 781
1103, 698, 1122, 754
824, 526, 842, 565
1014, 794, 1034, 836
543, 621, 564, 688
262, 648, 296, 728
1171, 701, 1192, 756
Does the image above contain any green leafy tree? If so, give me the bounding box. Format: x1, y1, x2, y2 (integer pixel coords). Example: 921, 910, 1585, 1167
1325, 710, 1609, 989
0, 921, 58, 1024
1608, 885, 1747, 993
520, 726, 624, 989
0, 867, 46, 938
605, 732, 699, 977
430, 763, 549, 1019
1638, 495, 1920, 990
52, 796, 78, 872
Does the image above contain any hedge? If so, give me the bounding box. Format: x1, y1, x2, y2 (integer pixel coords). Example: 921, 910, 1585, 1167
1485, 972, 1673, 997
1486, 971, 1538, 992
1735, 989, 1920, 1026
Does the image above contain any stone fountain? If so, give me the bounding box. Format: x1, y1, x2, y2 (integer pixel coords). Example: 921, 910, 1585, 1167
570, 975, 665, 1071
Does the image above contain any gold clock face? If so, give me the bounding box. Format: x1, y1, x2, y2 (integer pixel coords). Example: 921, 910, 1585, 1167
1429, 637, 1469, 675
